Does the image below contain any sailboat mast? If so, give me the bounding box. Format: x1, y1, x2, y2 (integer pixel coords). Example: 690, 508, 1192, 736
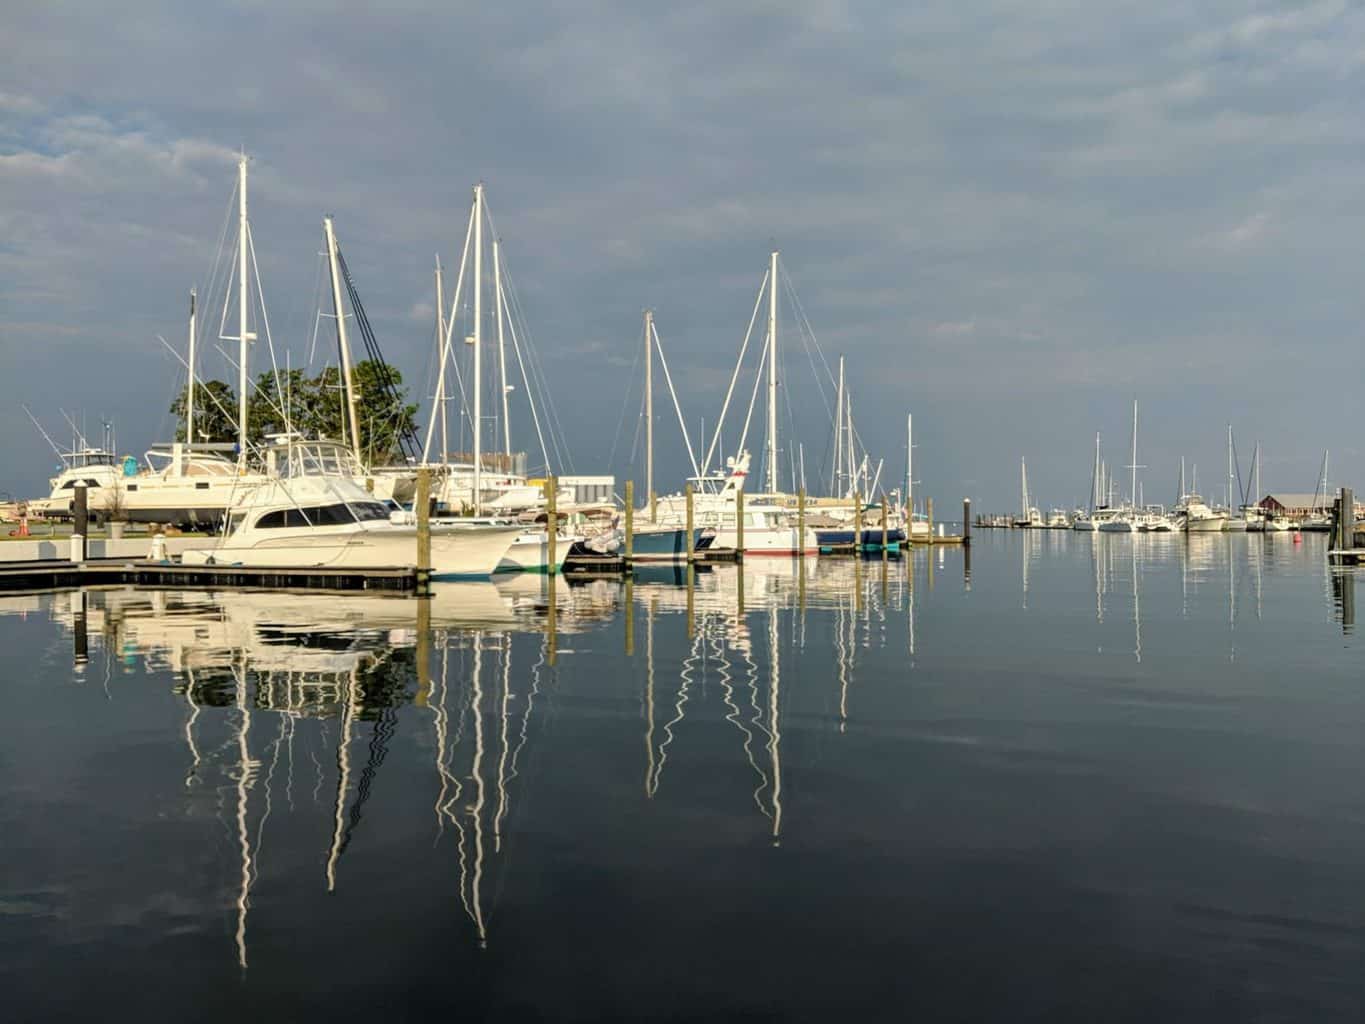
845, 391, 855, 497
493, 237, 511, 459
1091, 432, 1100, 511
1129, 399, 1138, 508
906, 413, 913, 516
1021, 457, 1028, 519
766, 250, 779, 493
324, 216, 362, 465
1227, 423, 1234, 510
644, 309, 654, 508
236, 154, 250, 462
436, 257, 447, 462
186, 288, 197, 454
833, 355, 844, 496
473, 184, 483, 515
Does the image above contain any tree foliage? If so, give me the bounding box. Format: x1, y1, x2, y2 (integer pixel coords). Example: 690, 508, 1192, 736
170, 361, 418, 462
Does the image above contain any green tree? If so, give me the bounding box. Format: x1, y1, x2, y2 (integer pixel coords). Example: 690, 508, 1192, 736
170, 380, 238, 444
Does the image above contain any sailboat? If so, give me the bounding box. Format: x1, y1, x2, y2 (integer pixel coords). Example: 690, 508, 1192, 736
1097, 400, 1141, 532
1012, 458, 1043, 528
1223, 425, 1248, 532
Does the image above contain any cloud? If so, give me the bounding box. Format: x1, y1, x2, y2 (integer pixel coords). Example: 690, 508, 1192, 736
0, 1, 1362, 509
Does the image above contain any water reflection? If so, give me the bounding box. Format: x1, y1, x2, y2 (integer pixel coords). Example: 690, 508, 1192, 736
2, 532, 1358, 1000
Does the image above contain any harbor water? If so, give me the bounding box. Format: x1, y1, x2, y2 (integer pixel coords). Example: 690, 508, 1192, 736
2, 533, 1363, 1020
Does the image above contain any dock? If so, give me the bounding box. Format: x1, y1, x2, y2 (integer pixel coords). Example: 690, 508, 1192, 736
0, 558, 417, 594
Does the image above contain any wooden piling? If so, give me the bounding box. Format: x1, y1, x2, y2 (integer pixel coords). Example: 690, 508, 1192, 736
881, 495, 889, 554
854, 491, 863, 553
546, 476, 558, 576
416, 468, 432, 594
624, 480, 635, 562
797, 488, 805, 558
736, 488, 744, 556
71, 483, 87, 563
963, 498, 972, 546
927, 498, 934, 543
649, 489, 657, 525
685, 484, 695, 562
1342, 488, 1356, 549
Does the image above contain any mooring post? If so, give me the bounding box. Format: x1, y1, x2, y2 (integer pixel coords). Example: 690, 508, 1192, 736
649, 489, 657, 525
927, 497, 934, 544
685, 484, 695, 562
71, 483, 87, 563
624, 480, 635, 564
546, 476, 558, 576
1343, 488, 1356, 549
854, 491, 863, 554
416, 468, 432, 594
796, 488, 805, 558
736, 487, 744, 557
881, 495, 889, 555
963, 498, 972, 546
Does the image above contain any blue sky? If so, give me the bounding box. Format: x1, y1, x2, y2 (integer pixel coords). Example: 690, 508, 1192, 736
2, 2, 1363, 511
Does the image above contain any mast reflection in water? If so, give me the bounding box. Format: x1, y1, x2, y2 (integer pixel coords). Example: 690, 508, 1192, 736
3, 535, 1364, 1020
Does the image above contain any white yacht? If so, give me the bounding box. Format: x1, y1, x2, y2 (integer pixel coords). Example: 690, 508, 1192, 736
1182, 495, 1226, 532
27, 448, 124, 521
181, 439, 521, 579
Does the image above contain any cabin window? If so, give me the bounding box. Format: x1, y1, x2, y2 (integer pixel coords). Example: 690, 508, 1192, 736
352, 502, 390, 522
126, 484, 138, 492
195, 482, 211, 490
84, 479, 102, 488
227, 513, 246, 535
254, 503, 357, 528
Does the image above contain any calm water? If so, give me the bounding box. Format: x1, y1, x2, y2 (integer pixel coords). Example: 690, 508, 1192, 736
2, 534, 1363, 1021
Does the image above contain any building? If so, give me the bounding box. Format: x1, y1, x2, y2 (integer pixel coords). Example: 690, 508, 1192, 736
1259, 493, 1362, 517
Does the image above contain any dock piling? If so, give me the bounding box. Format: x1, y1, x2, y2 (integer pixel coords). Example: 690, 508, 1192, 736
685, 484, 695, 562
416, 468, 432, 595
854, 491, 863, 553
927, 498, 934, 542
963, 498, 972, 546
881, 496, 889, 554
797, 488, 805, 558
71, 483, 87, 563
736, 488, 744, 556
546, 476, 558, 576
624, 480, 635, 563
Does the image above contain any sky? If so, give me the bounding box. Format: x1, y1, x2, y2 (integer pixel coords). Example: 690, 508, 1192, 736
2, 1, 1363, 513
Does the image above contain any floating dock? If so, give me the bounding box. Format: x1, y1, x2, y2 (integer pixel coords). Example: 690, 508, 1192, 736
0, 559, 417, 594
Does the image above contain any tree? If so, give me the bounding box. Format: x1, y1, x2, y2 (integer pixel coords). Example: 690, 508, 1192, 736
175, 362, 417, 463
170, 380, 238, 444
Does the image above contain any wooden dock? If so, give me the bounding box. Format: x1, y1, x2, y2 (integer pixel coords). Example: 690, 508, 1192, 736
0, 558, 417, 594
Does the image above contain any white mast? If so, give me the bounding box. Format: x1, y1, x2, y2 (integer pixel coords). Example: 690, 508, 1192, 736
473, 183, 484, 515
845, 390, 855, 498
493, 236, 511, 459
1179, 455, 1186, 501
1091, 432, 1100, 511
906, 413, 912, 516
236, 153, 250, 463
186, 288, 197, 459
765, 250, 779, 494
1226, 423, 1234, 511
436, 256, 447, 461
1253, 442, 1261, 508
644, 309, 654, 507
1021, 457, 1028, 519
833, 355, 844, 495
324, 216, 362, 465
1129, 399, 1138, 508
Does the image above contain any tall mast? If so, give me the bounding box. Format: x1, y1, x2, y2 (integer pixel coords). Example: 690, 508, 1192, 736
644, 309, 654, 506
1129, 399, 1138, 508
186, 288, 197, 453
905, 413, 912, 515
1179, 456, 1186, 501
765, 250, 779, 494
1091, 432, 1100, 511
845, 390, 855, 497
1253, 442, 1261, 506
436, 256, 447, 462
236, 153, 250, 462
1226, 423, 1234, 510
833, 355, 844, 495
324, 216, 362, 465
493, 236, 511, 459
473, 184, 483, 515
1021, 457, 1028, 518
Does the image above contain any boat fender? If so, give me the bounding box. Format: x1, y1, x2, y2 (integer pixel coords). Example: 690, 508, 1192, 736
1293, 532, 1302, 544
